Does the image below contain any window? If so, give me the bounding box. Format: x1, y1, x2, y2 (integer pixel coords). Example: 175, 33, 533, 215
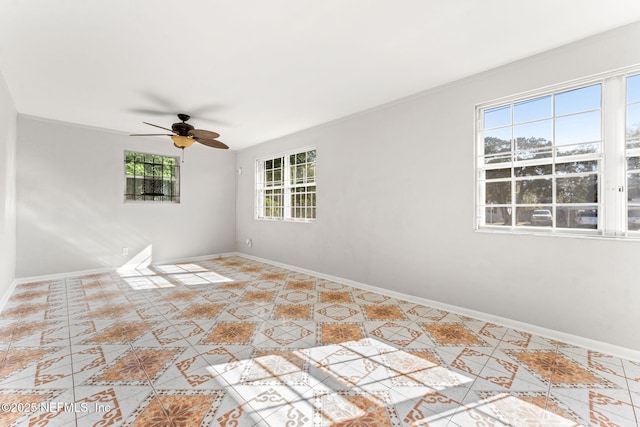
627, 74, 640, 230
476, 67, 640, 238
124, 151, 180, 202
256, 148, 316, 221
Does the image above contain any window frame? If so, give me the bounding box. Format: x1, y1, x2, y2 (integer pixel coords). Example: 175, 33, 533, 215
474, 65, 640, 239
255, 147, 317, 222
124, 151, 181, 203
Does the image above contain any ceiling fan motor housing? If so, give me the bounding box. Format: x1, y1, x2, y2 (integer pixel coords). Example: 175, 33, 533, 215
172, 121, 195, 136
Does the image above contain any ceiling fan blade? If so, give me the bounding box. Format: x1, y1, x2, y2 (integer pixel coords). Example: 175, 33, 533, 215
130, 108, 176, 116
130, 133, 173, 136
196, 138, 229, 149
140, 92, 179, 110
143, 122, 174, 132
188, 129, 220, 140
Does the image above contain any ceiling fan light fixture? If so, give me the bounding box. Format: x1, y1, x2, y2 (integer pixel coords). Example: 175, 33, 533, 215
171, 135, 195, 148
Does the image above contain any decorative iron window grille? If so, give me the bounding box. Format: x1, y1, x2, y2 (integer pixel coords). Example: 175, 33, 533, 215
124, 151, 180, 202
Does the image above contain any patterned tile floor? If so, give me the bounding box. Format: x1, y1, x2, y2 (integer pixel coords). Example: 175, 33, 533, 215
0, 255, 638, 426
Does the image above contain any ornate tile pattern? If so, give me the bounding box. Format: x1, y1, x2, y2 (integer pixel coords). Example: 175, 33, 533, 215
510, 350, 616, 388
421, 323, 487, 346
319, 323, 364, 344
123, 389, 226, 426
203, 322, 256, 344
316, 303, 360, 321
86, 348, 182, 385
177, 303, 225, 319
273, 304, 312, 320
84, 321, 155, 344
319, 291, 353, 303
363, 305, 406, 321
0, 255, 638, 426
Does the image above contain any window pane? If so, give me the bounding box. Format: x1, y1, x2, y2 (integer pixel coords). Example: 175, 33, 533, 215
555, 111, 601, 145
486, 168, 511, 179
484, 206, 511, 226
307, 150, 316, 162
514, 120, 552, 160
484, 105, 510, 129
628, 207, 640, 231
555, 84, 601, 116
556, 176, 598, 203
514, 121, 552, 148
133, 178, 145, 197
626, 103, 640, 149
485, 182, 511, 204
517, 207, 552, 227
264, 189, 283, 218
515, 164, 552, 177
296, 166, 306, 183
516, 179, 552, 204
627, 74, 640, 104
514, 96, 551, 124
575, 208, 598, 229
125, 177, 136, 199
556, 142, 600, 157
628, 172, 640, 203
555, 206, 597, 229
144, 179, 163, 196
484, 153, 512, 164
516, 147, 552, 162
483, 128, 511, 155
556, 160, 598, 174
629, 157, 640, 171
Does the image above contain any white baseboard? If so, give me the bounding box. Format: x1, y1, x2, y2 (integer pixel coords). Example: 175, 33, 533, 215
14, 267, 117, 284
11, 252, 235, 284
8, 251, 640, 362
236, 252, 640, 362
154, 252, 237, 265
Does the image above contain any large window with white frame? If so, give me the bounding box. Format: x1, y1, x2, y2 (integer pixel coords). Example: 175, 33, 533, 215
476, 67, 640, 237
256, 148, 316, 221
626, 74, 640, 230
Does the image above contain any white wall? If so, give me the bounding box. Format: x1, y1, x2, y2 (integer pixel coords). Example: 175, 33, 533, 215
16, 116, 237, 277
0, 70, 17, 297
237, 22, 640, 351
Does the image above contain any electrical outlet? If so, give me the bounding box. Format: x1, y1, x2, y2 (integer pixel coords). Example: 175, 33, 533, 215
246, 239, 253, 248
122, 247, 129, 256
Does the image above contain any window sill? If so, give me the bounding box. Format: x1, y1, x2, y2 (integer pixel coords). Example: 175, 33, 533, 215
124, 200, 180, 204
256, 217, 316, 224
475, 226, 640, 241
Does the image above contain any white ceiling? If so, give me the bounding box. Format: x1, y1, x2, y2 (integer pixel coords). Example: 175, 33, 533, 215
2, 1, 640, 150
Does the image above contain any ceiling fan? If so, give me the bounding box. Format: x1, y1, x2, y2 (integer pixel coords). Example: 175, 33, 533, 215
130, 113, 229, 150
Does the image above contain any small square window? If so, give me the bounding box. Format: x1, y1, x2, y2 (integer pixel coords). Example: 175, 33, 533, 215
124, 151, 180, 203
